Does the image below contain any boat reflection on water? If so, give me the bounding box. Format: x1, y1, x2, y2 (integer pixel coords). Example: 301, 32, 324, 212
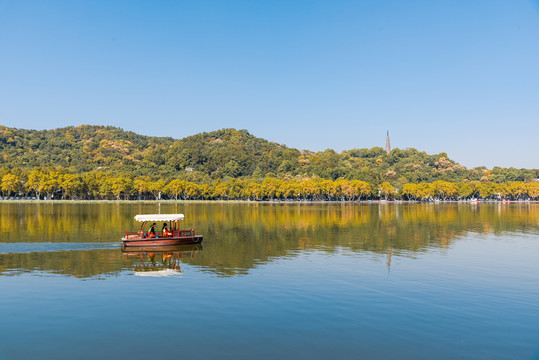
122, 244, 203, 277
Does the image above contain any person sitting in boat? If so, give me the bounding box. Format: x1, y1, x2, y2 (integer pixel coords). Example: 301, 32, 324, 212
162, 222, 171, 237
148, 223, 157, 237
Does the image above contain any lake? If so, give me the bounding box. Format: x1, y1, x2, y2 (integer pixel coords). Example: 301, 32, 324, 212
0, 202, 538, 360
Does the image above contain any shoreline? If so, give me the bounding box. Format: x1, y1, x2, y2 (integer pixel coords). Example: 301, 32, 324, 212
1, 199, 538, 204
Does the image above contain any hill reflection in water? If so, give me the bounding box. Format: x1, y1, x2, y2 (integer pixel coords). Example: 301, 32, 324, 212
0, 202, 537, 278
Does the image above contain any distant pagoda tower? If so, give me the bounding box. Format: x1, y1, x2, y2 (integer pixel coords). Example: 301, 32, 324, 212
385, 131, 391, 154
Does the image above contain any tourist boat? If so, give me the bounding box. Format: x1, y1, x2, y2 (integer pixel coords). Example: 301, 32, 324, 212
122, 214, 203, 247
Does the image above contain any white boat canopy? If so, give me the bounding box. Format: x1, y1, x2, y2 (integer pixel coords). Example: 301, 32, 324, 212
134, 214, 185, 222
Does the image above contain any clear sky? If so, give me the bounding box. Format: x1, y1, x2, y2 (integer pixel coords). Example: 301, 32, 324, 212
0, 0, 538, 169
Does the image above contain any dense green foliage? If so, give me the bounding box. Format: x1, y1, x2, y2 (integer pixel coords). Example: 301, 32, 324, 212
1, 125, 538, 201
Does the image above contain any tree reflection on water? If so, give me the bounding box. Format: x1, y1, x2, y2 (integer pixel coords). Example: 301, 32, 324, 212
0, 202, 537, 278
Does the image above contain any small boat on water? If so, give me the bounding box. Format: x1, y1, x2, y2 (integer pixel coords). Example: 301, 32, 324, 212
122, 214, 203, 247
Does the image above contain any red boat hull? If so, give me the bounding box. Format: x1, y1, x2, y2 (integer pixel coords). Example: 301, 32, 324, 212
122, 235, 203, 247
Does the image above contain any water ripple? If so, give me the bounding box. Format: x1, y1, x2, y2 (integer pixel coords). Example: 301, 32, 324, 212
0, 242, 120, 254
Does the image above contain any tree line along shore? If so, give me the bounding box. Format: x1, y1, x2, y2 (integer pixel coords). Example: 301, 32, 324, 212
1, 126, 538, 201
1, 168, 538, 201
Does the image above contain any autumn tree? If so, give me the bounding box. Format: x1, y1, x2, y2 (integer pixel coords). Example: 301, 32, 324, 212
379, 182, 397, 200
26, 169, 45, 199
299, 179, 318, 200
351, 180, 372, 200
417, 183, 433, 200
477, 182, 496, 199
261, 178, 281, 200
111, 176, 133, 200
402, 183, 418, 200
166, 179, 186, 200
525, 182, 539, 199
432, 180, 458, 200
243, 179, 261, 200
134, 176, 152, 200
60, 173, 83, 199
149, 179, 166, 200
457, 181, 477, 200
1, 173, 21, 197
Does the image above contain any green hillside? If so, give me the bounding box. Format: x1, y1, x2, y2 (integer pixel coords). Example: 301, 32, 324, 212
0, 125, 537, 186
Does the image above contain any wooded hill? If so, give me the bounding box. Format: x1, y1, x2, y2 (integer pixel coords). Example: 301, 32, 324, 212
0, 125, 537, 186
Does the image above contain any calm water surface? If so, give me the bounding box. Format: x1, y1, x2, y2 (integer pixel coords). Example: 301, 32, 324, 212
0, 202, 538, 360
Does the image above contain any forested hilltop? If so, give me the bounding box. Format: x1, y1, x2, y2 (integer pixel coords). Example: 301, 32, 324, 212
0, 125, 538, 200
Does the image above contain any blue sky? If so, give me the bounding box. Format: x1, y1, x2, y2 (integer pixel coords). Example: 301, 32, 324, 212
0, 0, 537, 169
